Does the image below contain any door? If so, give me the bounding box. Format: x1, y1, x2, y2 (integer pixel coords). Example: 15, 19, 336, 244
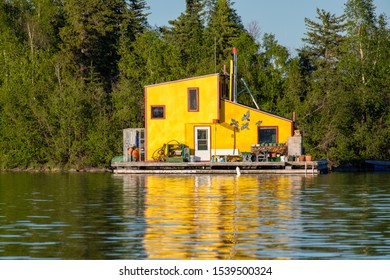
195, 126, 211, 161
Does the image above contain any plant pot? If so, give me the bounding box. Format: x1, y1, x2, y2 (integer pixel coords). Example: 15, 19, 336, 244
305, 155, 312, 162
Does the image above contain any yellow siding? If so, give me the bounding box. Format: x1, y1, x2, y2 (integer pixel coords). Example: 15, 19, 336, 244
215, 100, 293, 153
145, 74, 220, 160
145, 74, 293, 161
183, 101, 292, 155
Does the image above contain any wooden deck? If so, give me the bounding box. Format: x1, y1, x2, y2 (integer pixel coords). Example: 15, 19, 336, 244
111, 160, 328, 175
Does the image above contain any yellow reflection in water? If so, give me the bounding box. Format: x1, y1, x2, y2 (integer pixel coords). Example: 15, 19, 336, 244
141, 174, 307, 260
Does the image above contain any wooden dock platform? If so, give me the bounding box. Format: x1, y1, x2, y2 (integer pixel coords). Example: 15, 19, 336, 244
111, 160, 328, 175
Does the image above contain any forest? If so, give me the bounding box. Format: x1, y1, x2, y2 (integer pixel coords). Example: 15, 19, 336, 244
0, 0, 389, 170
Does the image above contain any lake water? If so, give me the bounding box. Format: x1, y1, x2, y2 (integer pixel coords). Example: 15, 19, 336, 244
0, 172, 390, 260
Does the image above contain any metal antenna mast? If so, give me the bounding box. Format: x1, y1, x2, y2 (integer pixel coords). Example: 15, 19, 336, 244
240, 78, 260, 110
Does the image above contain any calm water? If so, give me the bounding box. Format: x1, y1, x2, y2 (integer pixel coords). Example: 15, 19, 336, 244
0, 172, 390, 260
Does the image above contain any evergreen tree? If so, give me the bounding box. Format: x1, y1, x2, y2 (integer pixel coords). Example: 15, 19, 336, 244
205, 0, 244, 68
301, 8, 346, 70
167, 0, 206, 75
125, 0, 149, 42
296, 8, 348, 162
59, 0, 125, 88
279, 57, 307, 117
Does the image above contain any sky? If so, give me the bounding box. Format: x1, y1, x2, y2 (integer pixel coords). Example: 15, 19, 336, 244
146, 0, 390, 54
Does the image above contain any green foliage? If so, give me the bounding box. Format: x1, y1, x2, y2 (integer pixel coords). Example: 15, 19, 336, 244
166, 0, 205, 76
59, 0, 126, 89
205, 0, 244, 67
302, 8, 346, 68
0, 0, 389, 169
295, 0, 390, 165
126, 0, 150, 41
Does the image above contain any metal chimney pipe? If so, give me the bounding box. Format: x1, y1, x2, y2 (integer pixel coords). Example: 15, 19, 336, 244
229, 60, 233, 101
232, 47, 238, 103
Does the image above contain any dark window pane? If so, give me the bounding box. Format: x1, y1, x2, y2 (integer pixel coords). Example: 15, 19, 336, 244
151, 106, 164, 119
197, 129, 208, 150
258, 128, 277, 144
197, 140, 208, 150
188, 89, 198, 111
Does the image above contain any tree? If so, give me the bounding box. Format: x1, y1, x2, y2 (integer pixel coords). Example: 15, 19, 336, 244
123, 0, 149, 42
344, 0, 378, 84
245, 33, 290, 114
295, 1, 390, 164
279, 57, 308, 118
0, 0, 64, 168
295, 8, 349, 162
167, 0, 206, 76
341, 0, 390, 161
231, 30, 260, 105
59, 0, 126, 88
302, 8, 346, 69
205, 0, 244, 69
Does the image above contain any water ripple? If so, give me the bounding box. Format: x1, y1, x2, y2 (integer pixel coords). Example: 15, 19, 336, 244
1, 173, 390, 259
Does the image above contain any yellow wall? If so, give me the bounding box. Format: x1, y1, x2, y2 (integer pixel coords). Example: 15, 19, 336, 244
183, 100, 292, 154
215, 100, 293, 152
145, 74, 220, 160
145, 74, 293, 161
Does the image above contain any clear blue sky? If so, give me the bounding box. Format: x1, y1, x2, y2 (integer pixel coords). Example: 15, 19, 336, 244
146, 0, 389, 53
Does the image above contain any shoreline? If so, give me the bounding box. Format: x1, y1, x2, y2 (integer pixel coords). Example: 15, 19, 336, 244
0, 167, 110, 173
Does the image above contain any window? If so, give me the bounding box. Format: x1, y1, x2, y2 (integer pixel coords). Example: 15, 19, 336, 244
258, 127, 278, 144
196, 129, 208, 151
188, 88, 199, 112
151, 106, 165, 119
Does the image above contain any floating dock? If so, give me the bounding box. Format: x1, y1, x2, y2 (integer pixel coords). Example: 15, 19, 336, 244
111, 160, 328, 175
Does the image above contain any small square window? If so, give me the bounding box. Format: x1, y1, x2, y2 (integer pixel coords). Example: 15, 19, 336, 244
258, 127, 278, 144
151, 106, 165, 119
188, 88, 199, 112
